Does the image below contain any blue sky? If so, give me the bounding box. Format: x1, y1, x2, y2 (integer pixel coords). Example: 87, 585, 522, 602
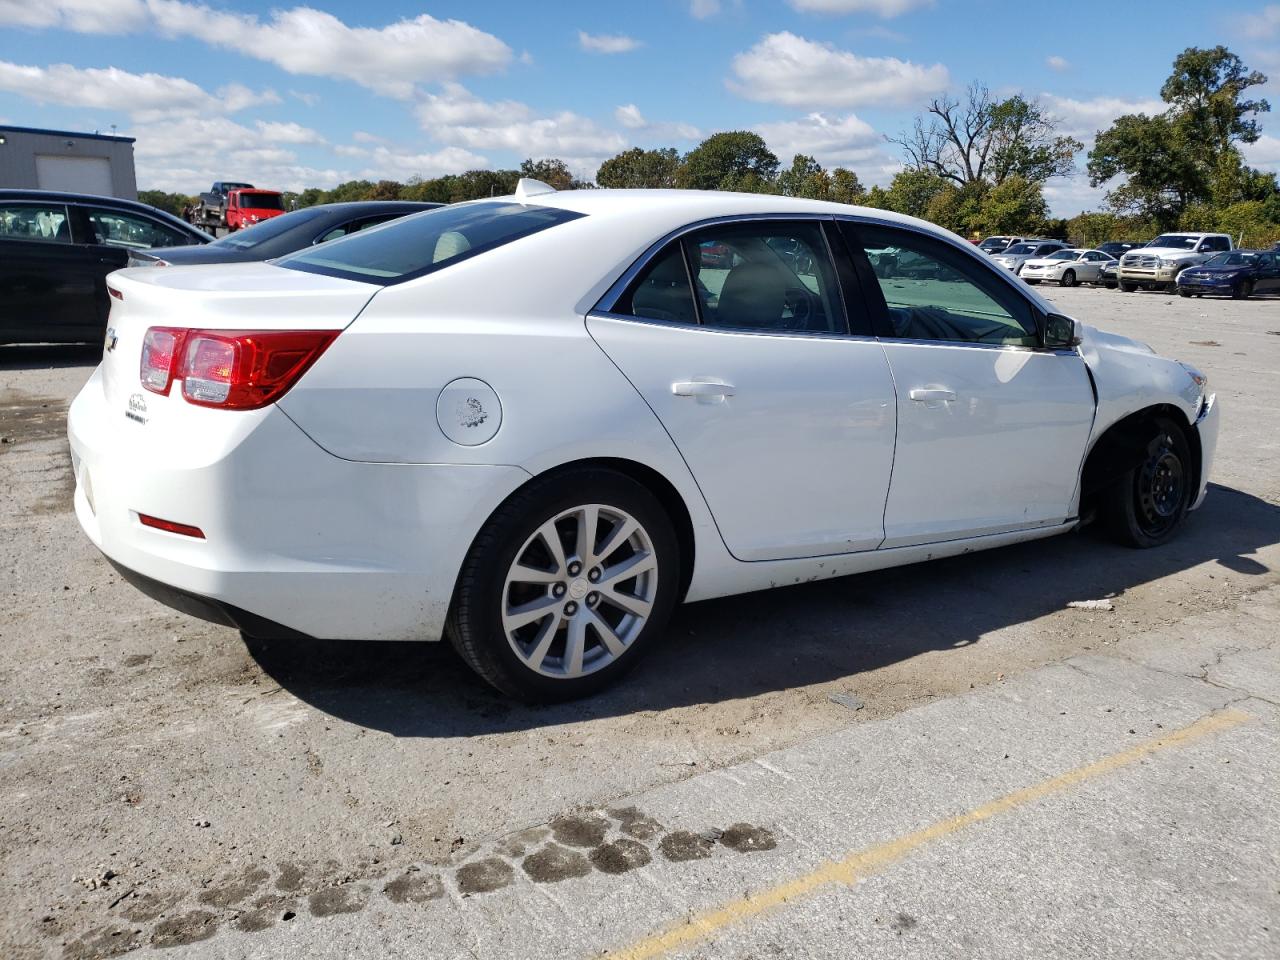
1, 0, 1278, 215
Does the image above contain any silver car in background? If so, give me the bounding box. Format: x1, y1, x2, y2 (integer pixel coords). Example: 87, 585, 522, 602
991, 240, 1069, 275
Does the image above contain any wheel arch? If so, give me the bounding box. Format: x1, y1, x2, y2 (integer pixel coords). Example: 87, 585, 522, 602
1080, 403, 1201, 502
462, 456, 697, 603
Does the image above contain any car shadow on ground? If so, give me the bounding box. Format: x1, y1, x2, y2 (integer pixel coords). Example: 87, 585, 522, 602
244, 483, 1279, 736
0, 343, 101, 371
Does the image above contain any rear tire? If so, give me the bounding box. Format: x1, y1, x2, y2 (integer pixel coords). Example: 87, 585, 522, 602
447, 469, 680, 702
1178, 288, 1193, 298
1100, 417, 1193, 548
1060, 269, 1076, 288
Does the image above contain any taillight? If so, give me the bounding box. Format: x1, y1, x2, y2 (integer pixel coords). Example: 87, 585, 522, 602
140, 326, 185, 395
139, 327, 338, 410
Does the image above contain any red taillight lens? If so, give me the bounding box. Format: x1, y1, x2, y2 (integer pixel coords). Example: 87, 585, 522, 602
141, 327, 337, 409
140, 327, 186, 395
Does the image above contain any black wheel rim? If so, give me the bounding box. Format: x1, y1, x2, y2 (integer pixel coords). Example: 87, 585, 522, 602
1135, 435, 1185, 535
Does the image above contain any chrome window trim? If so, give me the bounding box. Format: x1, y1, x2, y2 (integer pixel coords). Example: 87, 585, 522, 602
588, 308, 879, 343
594, 210, 1062, 351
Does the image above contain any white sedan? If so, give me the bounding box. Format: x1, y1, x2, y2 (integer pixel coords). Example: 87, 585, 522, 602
68, 183, 1220, 700
1020, 248, 1116, 287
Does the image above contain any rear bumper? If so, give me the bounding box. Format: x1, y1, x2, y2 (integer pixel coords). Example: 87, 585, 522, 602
68, 367, 530, 641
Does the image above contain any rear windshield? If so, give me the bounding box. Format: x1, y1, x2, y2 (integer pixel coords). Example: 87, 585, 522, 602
213, 207, 324, 249
278, 201, 585, 285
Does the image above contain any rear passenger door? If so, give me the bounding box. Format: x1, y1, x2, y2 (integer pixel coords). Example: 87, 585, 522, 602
840, 220, 1095, 547
589, 218, 898, 562
0, 200, 103, 343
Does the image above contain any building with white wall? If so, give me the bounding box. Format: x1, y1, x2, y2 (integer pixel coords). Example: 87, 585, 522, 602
0, 126, 137, 199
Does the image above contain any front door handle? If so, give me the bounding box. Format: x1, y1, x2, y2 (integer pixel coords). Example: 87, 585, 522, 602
909, 388, 957, 403
672, 380, 736, 399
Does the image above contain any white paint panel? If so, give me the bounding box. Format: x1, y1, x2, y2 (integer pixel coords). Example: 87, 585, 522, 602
35, 155, 113, 196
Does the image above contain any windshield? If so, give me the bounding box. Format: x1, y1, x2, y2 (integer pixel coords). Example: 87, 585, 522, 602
1203, 252, 1257, 267
237, 192, 284, 211
279, 201, 585, 285
1046, 250, 1078, 261
211, 207, 325, 249
1004, 243, 1036, 255
979, 237, 1011, 250
1147, 234, 1198, 250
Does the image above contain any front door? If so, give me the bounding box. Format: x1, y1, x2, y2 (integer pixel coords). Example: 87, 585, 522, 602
589, 219, 898, 562
841, 220, 1096, 548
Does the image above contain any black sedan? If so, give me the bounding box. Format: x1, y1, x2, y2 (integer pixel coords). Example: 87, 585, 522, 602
1, 190, 210, 345
1176, 249, 1280, 299
126, 201, 441, 267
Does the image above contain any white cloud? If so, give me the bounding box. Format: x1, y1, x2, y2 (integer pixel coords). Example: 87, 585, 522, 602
1234, 4, 1280, 37
290, 90, 319, 107
689, 0, 721, 18
612, 104, 700, 141
0, 0, 149, 32
1243, 134, 1280, 171
0, 2, 513, 99
756, 112, 884, 166
0, 60, 277, 122
352, 131, 387, 144
787, 0, 934, 16
416, 84, 627, 161
255, 121, 324, 145
729, 32, 948, 108
1046, 55, 1069, 72
355, 145, 490, 180
1039, 93, 1167, 142
577, 30, 641, 54
1043, 175, 1109, 217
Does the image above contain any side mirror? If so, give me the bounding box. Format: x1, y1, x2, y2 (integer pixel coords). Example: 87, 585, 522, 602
1044, 313, 1082, 349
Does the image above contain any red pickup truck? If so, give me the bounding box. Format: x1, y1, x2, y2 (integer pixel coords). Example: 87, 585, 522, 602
193, 182, 286, 232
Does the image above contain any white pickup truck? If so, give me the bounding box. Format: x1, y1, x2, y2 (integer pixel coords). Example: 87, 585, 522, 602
1117, 232, 1232, 292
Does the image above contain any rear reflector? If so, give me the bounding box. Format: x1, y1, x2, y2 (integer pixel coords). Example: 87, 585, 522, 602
107, 286, 124, 300
138, 514, 206, 539
139, 327, 338, 410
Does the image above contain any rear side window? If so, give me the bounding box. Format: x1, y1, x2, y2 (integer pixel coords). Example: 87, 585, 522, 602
0, 203, 71, 243
616, 244, 698, 325
279, 202, 585, 285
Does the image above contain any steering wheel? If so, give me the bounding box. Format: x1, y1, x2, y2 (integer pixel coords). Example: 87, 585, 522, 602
781, 286, 817, 330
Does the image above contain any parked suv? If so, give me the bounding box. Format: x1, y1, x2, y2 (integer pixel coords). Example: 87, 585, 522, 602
1117, 233, 1232, 292
0, 189, 210, 345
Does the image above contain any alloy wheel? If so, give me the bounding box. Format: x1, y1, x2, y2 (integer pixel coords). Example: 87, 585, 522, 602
501, 504, 658, 679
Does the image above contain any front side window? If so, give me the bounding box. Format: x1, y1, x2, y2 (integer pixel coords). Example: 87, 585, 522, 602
85, 207, 188, 250
682, 222, 844, 333
279, 202, 584, 285
0, 203, 72, 243
852, 224, 1038, 347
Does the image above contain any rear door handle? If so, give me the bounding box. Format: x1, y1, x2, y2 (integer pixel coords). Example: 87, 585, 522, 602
672, 380, 736, 399
909, 388, 957, 403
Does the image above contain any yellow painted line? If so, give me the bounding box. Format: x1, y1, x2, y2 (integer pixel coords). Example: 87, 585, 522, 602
610, 708, 1249, 960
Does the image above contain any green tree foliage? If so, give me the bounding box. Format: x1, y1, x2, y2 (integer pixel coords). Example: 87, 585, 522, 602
1089, 46, 1275, 227
677, 131, 779, 191
520, 158, 592, 190
596, 147, 681, 188
829, 168, 865, 205
971, 175, 1048, 235
137, 190, 193, 217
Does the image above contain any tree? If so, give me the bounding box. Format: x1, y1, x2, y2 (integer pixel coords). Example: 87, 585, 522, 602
880, 168, 952, 219
891, 83, 1080, 187
596, 147, 681, 188
677, 131, 779, 191
776, 154, 823, 197
1089, 46, 1272, 226
137, 190, 193, 217
972, 175, 1048, 235
1161, 46, 1270, 158
829, 168, 864, 205
520, 158, 590, 190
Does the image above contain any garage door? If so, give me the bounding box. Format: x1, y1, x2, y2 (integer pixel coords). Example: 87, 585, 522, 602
35, 155, 114, 196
